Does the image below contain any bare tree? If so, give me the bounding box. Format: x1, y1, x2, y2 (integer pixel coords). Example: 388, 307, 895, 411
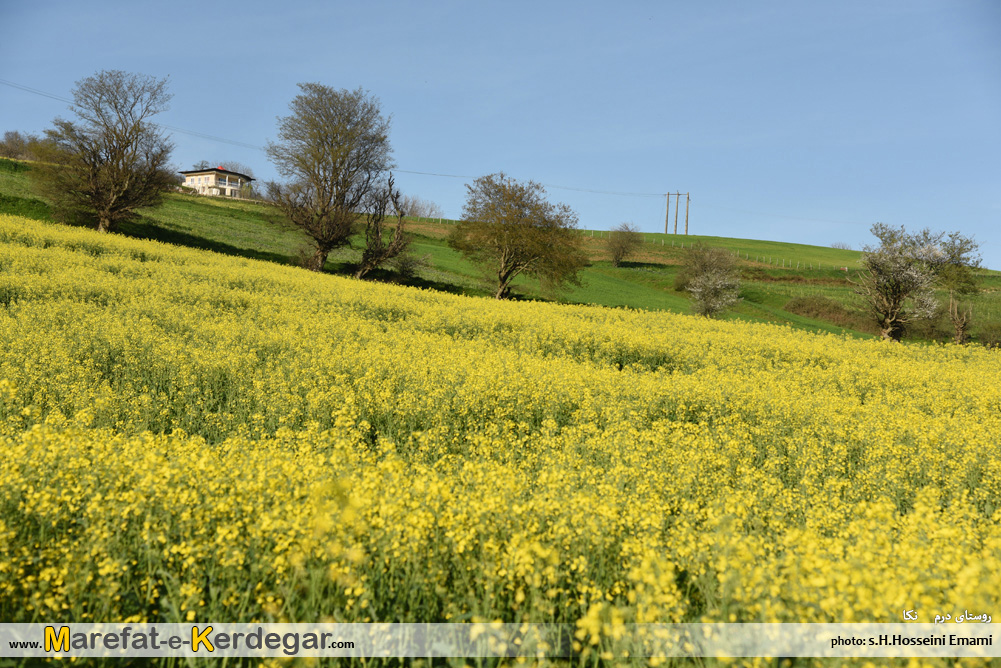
354, 174, 410, 279
681, 244, 741, 317
29, 70, 174, 232
830, 242, 852, 250
606, 222, 643, 267
191, 160, 255, 178
449, 173, 587, 299
397, 194, 444, 219
220, 161, 255, 178
239, 183, 265, 201
948, 292, 972, 345
266, 84, 393, 271
851, 224, 980, 341
0, 131, 40, 160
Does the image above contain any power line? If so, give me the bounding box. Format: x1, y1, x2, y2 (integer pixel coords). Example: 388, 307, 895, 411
695, 200, 871, 227
0, 79, 71, 103
2, 78, 668, 197
1, 79, 267, 151
0, 77, 870, 226
537, 184, 666, 198
158, 125, 264, 151
398, 168, 666, 197
394, 169, 469, 179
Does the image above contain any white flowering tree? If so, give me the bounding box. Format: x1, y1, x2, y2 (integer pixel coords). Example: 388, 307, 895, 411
682, 244, 741, 318
852, 223, 979, 341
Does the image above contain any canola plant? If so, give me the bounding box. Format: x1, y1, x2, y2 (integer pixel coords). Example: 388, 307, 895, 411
0, 213, 999, 662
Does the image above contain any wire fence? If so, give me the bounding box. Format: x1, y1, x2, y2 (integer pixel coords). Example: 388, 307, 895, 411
574, 229, 854, 272
409, 216, 461, 225
406, 219, 854, 273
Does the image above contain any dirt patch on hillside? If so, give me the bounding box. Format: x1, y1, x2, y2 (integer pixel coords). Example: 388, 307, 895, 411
785, 295, 878, 334
405, 221, 454, 239
742, 267, 852, 286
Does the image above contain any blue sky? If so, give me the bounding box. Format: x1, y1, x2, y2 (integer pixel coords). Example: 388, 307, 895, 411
2, 1, 999, 267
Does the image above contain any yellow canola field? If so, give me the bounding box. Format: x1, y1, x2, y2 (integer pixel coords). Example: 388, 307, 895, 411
0, 214, 999, 647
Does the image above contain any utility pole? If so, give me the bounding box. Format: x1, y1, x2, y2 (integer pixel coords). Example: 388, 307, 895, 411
665, 192, 690, 234
685, 193, 690, 235
674, 193, 680, 234
664, 195, 670, 234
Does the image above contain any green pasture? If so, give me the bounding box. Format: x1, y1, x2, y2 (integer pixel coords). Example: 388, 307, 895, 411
2, 156, 998, 343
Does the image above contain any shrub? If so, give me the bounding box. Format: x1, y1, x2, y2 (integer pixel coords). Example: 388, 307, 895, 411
392, 252, 431, 280
681, 244, 740, 317
606, 222, 642, 267
906, 305, 952, 343
978, 322, 1001, 350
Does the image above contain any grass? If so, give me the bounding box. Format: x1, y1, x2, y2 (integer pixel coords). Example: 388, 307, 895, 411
0, 158, 38, 199
0, 158, 52, 221
633, 230, 863, 269
122, 194, 307, 266
3, 155, 999, 343
783, 294, 880, 335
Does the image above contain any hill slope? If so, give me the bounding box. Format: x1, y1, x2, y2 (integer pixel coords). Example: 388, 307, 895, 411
2, 156, 998, 342
1, 211, 999, 635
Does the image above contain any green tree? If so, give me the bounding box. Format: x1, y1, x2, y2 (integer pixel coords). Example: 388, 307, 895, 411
449, 173, 587, 299
30, 70, 175, 233
266, 84, 393, 271
606, 222, 643, 267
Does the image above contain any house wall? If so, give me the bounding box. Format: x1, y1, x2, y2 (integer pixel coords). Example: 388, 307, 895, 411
183, 172, 249, 198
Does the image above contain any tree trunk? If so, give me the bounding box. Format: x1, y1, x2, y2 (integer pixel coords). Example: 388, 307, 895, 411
97, 216, 112, 233
949, 294, 971, 345
310, 246, 329, 272
880, 322, 904, 341
495, 265, 517, 299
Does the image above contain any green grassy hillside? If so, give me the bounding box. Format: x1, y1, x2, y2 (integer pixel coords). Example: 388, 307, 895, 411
3, 156, 998, 343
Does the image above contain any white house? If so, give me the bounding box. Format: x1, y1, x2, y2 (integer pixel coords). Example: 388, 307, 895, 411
179, 167, 254, 198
